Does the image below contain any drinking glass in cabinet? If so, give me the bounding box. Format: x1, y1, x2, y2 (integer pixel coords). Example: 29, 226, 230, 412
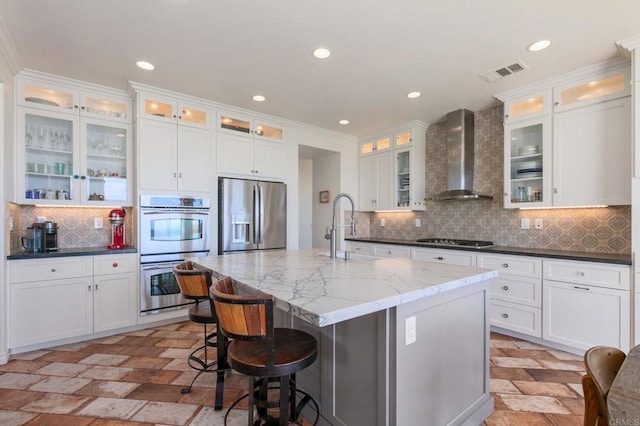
24, 84, 74, 109
84, 97, 127, 118
220, 116, 250, 134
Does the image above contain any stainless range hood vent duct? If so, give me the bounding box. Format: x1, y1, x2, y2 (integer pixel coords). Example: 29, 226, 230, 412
429, 109, 493, 201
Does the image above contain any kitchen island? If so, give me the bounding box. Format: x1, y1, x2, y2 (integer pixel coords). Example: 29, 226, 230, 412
192, 249, 498, 426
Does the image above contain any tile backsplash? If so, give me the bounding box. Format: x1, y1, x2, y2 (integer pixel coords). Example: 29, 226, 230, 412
356, 105, 631, 254
9, 204, 135, 253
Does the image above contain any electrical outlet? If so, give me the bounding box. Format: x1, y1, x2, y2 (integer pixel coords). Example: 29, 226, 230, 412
380, 219, 385, 227
415, 218, 421, 227
535, 218, 543, 230
520, 218, 530, 229
9, 216, 14, 231
94, 217, 103, 229
405, 316, 416, 345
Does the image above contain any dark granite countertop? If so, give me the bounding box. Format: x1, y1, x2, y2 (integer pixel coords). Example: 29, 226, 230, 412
7, 246, 138, 260
346, 237, 631, 265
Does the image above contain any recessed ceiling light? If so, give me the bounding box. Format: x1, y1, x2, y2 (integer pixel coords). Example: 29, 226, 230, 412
406, 91, 421, 99
338, 119, 350, 125
136, 60, 155, 70
526, 40, 551, 52
313, 48, 331, 59
252, 95, 266, 102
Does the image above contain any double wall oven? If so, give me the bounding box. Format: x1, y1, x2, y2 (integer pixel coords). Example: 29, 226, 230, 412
139, 195, 210, 315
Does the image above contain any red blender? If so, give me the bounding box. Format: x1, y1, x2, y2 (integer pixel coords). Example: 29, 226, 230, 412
107, 209, 127, 249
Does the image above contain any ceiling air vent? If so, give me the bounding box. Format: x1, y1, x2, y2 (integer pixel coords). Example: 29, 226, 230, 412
479, 60, 529, 82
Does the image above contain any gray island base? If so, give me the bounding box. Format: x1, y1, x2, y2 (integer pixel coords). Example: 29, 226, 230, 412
191, 249, 498, 426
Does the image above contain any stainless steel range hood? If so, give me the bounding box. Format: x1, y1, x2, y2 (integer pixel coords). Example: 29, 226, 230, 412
429, 109, 493, 201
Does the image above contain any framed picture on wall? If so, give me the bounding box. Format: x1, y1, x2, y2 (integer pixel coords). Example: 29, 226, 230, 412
319, 190, 330, 203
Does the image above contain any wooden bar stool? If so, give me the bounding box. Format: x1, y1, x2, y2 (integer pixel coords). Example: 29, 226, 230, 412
211, 277, 319, 426
582, 345, 626, 426
172, 261, 228, 410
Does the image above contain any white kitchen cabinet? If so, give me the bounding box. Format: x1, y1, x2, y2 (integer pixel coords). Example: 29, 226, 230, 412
635, 291, 639, 347
503, 90, 552, 124
553, 66, 631, 112
137, 93, 210, 129
138, 118, 211, 193
359, 151, 393, 211
543, 259, 631, 352
411, 247, 477, 266
18, 75, 131, 123
371, 244, 410, 258
478, 253, 542, 337
346, 241, 373, 256
393, 126, 426, 210
552, 97, 631, 206
8, 254, 138, 350
17, 108, 133, 206
360, 135, 391, 156
217, 133, 286, 180
503, 116, 552, 208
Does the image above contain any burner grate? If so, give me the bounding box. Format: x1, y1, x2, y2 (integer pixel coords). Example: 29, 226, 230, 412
416, 238, 493, 248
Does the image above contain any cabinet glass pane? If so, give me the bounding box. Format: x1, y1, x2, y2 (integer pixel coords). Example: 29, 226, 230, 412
181, 107, 207, 126
220, 116, 251, 134
256, 123, 282, 140
24, 114, 74, 200
396, 150, 410, 207
86, 123, 127, 202
509, 96, 544, 119
145, 100, 173, 118
361, 141, 374, 154
376, 137, 391, 151
85, 97, 127, 119
24, 84, 74, 110
395, 132, 411, 147
559, 74, 625, 106
509, 123, 543, 204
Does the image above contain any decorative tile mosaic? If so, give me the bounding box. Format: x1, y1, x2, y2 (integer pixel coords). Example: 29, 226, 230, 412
9, 205, 135, 253
360, 105, 631, 254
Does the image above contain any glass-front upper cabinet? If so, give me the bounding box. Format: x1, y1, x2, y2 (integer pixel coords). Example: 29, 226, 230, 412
139, 93, 209, 129
360, 136, 391, 155
553, 67, 631, 112
394, 130, 412, 148
217, 111, 283, 141
18, 108, 132, 206
18, 78, 131, 123
503, 90, 552, 123
504, 116, 552, 208
395, 149, 411, 208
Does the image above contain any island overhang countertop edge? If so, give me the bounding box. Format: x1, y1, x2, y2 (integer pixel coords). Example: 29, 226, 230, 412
190, 248, 498, 327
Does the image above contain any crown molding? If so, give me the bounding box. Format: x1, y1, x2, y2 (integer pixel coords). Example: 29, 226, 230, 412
0, 15, 22, 77
617, 34, 640, 53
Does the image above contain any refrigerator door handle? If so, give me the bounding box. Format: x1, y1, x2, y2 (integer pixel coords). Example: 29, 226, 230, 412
253, 184, 259, 244
259, 184, 265, 245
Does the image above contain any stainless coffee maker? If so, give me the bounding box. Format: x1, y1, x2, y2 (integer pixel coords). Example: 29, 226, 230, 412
22, 221, 59, 252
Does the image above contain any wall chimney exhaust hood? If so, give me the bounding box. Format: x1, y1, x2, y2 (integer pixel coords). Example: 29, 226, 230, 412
428, 109, 493, 201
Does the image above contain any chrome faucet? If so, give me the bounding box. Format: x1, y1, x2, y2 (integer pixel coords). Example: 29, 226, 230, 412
329, 193, 356, 258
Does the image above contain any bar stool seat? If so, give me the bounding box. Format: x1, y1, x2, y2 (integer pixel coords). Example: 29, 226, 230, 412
212, 277, 319, 426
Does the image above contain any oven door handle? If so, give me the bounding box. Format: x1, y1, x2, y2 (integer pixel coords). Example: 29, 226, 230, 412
141, 210, 209, 215
142, 264, 180, 272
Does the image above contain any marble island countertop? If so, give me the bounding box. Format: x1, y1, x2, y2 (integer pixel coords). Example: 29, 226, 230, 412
346, 237, 632, 265
191, 248, 497, 327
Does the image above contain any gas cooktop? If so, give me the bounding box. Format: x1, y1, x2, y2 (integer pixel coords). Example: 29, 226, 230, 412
416, 238, 493, 248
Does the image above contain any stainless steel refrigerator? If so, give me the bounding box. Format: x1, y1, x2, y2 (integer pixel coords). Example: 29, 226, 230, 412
218, 177, 287, 254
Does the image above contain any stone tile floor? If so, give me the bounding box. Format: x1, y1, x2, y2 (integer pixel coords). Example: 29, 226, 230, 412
0, 322, 585, 425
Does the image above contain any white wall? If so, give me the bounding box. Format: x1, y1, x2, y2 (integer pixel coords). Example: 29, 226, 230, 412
298, 158, 313, 248
312, 153, 341, 249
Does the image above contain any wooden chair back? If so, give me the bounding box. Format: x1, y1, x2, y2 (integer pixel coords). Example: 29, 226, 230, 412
582, 345, 626, 424
211, 277, 275, 365
172, 261, 213, 300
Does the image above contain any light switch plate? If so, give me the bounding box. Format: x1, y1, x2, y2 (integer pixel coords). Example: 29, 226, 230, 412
380, 219, 385, 227
415, 218, 421, 227
94, 217, 103, 229
520, 218, 530, 229
405, 316, 416, 345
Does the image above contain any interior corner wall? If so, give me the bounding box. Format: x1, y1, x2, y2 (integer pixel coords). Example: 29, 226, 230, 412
298, 158, 313, 248
312, 153, 341, 249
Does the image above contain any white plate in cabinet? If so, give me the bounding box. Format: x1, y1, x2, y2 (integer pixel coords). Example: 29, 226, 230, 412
478, 254, 541, 278
94, 254, 137, 275
543, 260, 630, 290
490, 275, 541, 308
411, 247, 477, 266
9, 257, 93, 283
372, 244, 410, 258
543, 280, 630, 351
346, 242, 372, 256
490, 300, 542, 338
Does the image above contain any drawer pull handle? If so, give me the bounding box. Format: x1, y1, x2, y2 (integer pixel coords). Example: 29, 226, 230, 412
51, 268, 57, 272
502, 285, 509, 291
502, 313, 509, 319
435, 256, 444, 260
502, 263, 509, 268
574, 285, 590, 291
95, 284, 99, 291
387, 251, 392, 254
88, 285, 91, 291
112, 262, 118, 268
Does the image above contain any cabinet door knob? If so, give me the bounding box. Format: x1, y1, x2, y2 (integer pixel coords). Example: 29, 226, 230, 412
81, 105, 86, 110
74, 105, 79, 109
255, 170, 258, 174
73, 175, 80, 179
80, 175, 86, 180
578, 271, 585, 276
502, 313, 509, 319
502, 263, 509, 268
502, 285, 509, 291
51, 268, 57, 272
173, 172, 177, 178
95, 284, 99, 291
88, 285, 91, 291
387, 250, 392, 254
554, 188, 558, 194
112, 262, 118, 268
172, 114, 177, 119
178, 115, 182, 120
